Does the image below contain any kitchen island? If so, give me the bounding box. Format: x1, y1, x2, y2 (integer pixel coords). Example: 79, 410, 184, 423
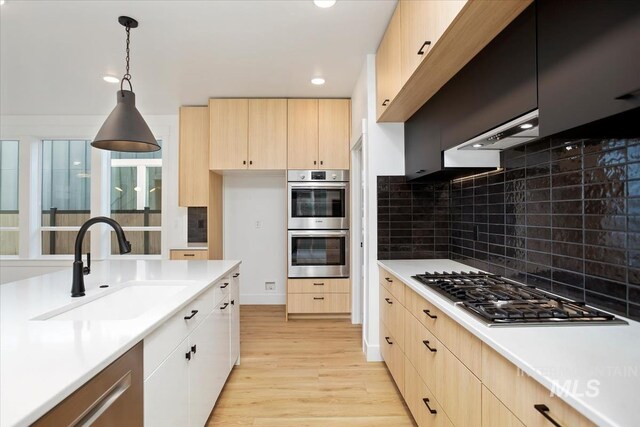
0, 259, 241, 427
378, 259, 640, 427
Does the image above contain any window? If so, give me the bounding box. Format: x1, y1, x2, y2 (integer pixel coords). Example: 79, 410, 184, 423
41, 140, 91, 255
0, 140, 19, 255
110, 142, 162, 255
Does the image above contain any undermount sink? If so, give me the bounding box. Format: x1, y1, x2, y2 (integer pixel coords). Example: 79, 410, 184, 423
33, 280, 197, 321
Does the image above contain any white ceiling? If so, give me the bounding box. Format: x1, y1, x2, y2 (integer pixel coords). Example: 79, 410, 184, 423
0, 0, 395, 116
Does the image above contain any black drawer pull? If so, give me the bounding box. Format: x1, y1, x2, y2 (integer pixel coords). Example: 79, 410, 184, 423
183, 253, 195, 257
417, 40, 432, 55
191, 344, 197, 354
423, 309, 437, 319
385, 298, 393, 305
385, 277, 393, 283
220, 302, 229, 310
382, 99, 389, 106
422, 340, 437, 352
233, 273, 240, 278
313, 282, 325, 286
385, 336, 393, 345
313, 297, 325, 300
220, 282, 229, 289
184, 310, 198, 320
422, 398, 437, 414
534, 404, 562, 427
231, 299, 235, 305
185, 351, 191, 361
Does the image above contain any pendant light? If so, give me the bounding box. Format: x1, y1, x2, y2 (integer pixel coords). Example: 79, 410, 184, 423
92, 16, 160, 153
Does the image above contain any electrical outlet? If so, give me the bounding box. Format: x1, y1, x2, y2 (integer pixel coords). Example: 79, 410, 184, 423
265, 282, 276, 291
255, 220, 262, 229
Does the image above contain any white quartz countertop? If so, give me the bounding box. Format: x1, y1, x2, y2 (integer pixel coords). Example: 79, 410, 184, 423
378, 259, 640, 427
0, 259, 241, 427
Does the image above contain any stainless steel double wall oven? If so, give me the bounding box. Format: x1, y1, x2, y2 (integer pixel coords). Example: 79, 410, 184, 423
287, 170, 349, 278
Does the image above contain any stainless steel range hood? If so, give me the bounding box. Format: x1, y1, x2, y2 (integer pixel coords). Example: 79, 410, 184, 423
443, 109, 539, 168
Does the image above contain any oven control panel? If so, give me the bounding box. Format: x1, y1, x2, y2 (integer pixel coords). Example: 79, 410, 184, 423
288, 170, 349, 182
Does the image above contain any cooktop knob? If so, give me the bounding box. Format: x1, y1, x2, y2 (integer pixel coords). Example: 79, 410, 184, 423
300, 174, 305, 180
332, 174, 337, 180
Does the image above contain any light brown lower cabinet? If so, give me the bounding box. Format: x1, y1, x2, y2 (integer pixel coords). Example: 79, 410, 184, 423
482, 386, 525, 427
33, 342, 143, 426
169, 249, 208, 260
378, 266, 597, 427
380, 321, 405, 396
287, 293, 350, 314
482, 344, 596, 427
286, 278, 351, 318
404, 355, 453, 427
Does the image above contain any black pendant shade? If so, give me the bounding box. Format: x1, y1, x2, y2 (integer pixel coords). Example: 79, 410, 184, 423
91, 90, 160, 152
91, 16, 160, 153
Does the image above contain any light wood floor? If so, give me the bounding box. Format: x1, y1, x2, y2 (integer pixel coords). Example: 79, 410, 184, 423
208, 305, 415, 427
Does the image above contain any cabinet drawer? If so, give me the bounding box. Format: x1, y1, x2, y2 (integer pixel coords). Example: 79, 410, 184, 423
379, 266, 405, 305
404, 309, 439, 391
482, 386, 524, 427
482, 344, 595, 427
380, 286, 405, 350
404, 355, 452, 427
380, 322, 405, 396
287, 278, 350, 294
405, 285, 481, 376
287, 293, 350, 314
144, 285, 217, 379
436, 344, 481, 427
170, 250, 208, 260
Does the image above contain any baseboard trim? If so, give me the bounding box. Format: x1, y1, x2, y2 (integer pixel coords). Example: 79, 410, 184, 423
364, 337, 382, 362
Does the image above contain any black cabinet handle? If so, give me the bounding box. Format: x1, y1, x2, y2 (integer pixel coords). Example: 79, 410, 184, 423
385, 277, 393, 283
231, 299, 235, 305
184, 310, 198, 320
243, 160, 246, 165
221, 282, 229, 289
233, 273, 240, 278
183, 253, 195, 257
382, 99, 389, 106
422, 398, 437, 414
249, 160, 253, 165
313, 282, 325, 286
416, 169, 426, 174
313, 297, 325, 300
417, 40, 432, 55
191, 344, 197, 354
220, 302, 229, 310
385, 298, 393, 305
185, 351, 191, 361
423, 309, 437, 319
313, 160, 317, 165
320, 160, 323, 165
385, 336, 393, 345
422, 340, 437, 352
534, 404, 562, 427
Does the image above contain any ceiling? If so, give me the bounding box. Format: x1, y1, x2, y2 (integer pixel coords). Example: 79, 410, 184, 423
0, 0, 395, 116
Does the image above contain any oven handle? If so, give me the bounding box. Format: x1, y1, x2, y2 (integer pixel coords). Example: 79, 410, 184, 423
288, 182, 349, 189
289, 231, 349, 238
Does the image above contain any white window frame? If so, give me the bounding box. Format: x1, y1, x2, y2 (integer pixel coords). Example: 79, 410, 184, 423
0, 140, 21, 258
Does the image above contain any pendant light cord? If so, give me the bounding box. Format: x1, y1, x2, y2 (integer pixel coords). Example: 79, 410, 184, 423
120, 25, 133, 93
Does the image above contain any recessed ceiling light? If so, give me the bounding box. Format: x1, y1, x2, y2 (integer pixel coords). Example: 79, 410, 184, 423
311, 77, 325, 85
520, 123, 533, 129
103, 75, 119, 84
472, 143, 484, 148
314, 0, 336, 8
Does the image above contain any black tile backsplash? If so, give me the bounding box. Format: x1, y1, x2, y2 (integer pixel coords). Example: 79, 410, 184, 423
377, 177, 450, 260
187, 207, 207, 243
378, 137, 640, 320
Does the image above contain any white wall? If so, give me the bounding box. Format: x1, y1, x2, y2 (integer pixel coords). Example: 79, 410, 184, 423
352, 55, 405, 361
0, 114, 187, 265
223, 172, 287, 304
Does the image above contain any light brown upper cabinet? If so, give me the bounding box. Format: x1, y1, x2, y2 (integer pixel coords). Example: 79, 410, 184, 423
209, 99, 249, 170
288, 99, 351, 170
179, 106, 210, 207
376, 4, 402, 121
400, 0, 466, 84
210, 99, 287, 170
319, 99, 350, 170
248, 99, 287, 169
287, 99, 319, 169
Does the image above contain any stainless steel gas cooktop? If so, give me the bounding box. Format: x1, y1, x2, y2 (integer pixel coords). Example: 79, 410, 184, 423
411, 271, 627, 327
